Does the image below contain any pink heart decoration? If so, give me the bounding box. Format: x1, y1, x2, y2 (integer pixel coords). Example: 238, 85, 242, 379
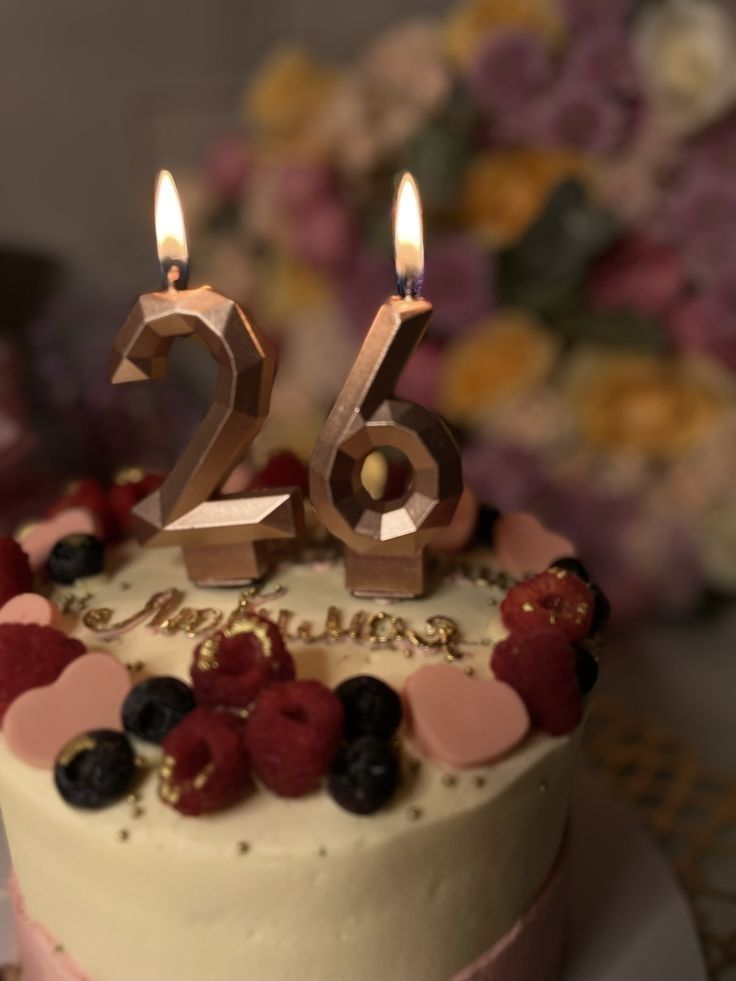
493, 512, 575, 577
0, 593, 60, 628
4, 652, 131, 769
403, 664, 529, 769
19, 508, 102, 572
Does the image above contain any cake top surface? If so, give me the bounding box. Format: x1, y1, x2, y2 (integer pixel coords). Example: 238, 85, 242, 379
0, 544, 576, 857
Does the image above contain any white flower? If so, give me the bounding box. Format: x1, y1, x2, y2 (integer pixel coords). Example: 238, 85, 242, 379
319, 20, 451, 174
700, 501, 736, 590
635, 0, 736, 136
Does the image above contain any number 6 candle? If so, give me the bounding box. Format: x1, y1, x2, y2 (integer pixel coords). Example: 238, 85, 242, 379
309, 173, 463, 598
110, 171, 303, 586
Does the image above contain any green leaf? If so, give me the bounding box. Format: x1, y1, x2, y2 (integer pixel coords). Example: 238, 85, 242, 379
497, 179, 619, 318
553, 309, 672, 352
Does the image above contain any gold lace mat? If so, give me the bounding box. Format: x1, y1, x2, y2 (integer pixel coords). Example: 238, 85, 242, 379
584, 695, 736, 980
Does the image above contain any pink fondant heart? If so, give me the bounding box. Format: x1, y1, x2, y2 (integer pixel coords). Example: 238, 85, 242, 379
0, 593, 60, 628
404, 664, 529, 769
19, 508, 102, 572
4, 652, 130, 769
493, 512, 575, 577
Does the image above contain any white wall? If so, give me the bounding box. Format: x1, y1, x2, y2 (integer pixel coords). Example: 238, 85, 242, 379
0, 0, 450, 294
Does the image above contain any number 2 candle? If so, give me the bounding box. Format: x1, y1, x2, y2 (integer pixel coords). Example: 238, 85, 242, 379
110, 171, 303, 586
309, 173, 463, 598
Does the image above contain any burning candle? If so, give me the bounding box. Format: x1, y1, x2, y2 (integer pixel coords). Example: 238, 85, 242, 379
110, 171, 303, 586
309, 173, 463, 598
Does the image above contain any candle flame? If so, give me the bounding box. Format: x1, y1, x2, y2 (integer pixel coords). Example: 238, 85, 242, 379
155, 170, 188, 268
394, 172, 424, 298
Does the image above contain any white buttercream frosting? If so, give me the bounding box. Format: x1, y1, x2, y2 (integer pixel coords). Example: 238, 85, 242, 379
0, 546, 579, 981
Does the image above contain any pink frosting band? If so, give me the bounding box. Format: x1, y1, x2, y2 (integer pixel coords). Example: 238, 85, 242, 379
10, 841, 567, 981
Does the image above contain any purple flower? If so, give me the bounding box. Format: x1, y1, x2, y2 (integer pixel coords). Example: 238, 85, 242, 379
560, 0, 634, 31
511, 80, 628, 155
395, 340, 442, 410
463, 441, 549, 513
666, 292, 736, 370
339, 248, 394, 335
654, 165, 736, 286
424, 235, 494, 336
294, 198, 356, 272
587, 236, 686, 318
467, 29, 554, 117
565, 25, 640, 100
690, 112, 736, 175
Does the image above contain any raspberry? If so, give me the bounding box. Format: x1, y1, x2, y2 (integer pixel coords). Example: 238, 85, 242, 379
0, 624, 85, 723
491, 629, 582, 736
191, 614, 295, 710
501, 570, 594, 642
107, 472, 163, 541
0, 538, 34, 608
549, 557, 611, 633
249, 450, 309, 497
47, 479, 113, 538
159, 707, 250, 816
247, 680, 344, 797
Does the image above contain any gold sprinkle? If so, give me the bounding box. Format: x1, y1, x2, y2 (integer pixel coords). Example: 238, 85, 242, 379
120, 581, 131, 591
125, 793, 139, 805
441, 774, 457, 787
236, 841, 251, 855
132, 805, 144, 819
54, 943, 65, 954
134, 756, 146, 768
473, 775, 487, 789
407, 805, 423, 822
444, 652, 456, 663
316, 846, 327, 857
521, 602, 534, 613
463, 665, 475, 677
116, 829, 129, 842
402, 648, 414, 659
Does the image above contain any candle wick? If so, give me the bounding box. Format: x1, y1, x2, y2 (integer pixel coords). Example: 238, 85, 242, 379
397, 270, 423, 300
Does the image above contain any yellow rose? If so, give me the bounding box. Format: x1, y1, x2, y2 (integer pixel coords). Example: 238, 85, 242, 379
244, 47, 337, 155
460, 149, 590, 248
445, 0, 564, 66
565, 351, 727, 458
439, 311, 559, 425
255, 257, 332, 332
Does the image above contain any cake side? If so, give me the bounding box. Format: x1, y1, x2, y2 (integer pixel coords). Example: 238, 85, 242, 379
0, 546, 583, 981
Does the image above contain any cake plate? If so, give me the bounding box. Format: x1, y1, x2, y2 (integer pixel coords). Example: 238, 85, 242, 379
0, 766, 707, 981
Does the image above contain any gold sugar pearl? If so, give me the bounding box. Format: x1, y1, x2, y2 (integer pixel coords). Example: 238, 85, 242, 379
54, 943, 65, 954
126, 793, 139, 805
236, 841, 251, 855
116, 829, 130, 842
473, 776, 487, 789
441, 774, 457, 788
316, 846, 328, 858
132, 805, 145, 819
463, 666, 475, 677
407, 805, 423, 822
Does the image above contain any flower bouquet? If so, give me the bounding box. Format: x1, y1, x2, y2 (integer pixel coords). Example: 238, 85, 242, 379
186, 0, 736, 622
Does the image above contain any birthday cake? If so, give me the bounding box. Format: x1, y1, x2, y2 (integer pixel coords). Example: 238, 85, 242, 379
0, 478, 606, 981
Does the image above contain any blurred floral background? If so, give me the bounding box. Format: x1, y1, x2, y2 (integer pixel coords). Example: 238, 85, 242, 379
3, 0, 736, 626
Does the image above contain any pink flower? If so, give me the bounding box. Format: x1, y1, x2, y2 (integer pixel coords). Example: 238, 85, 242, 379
666, 293, 736, 370
204, 137, 250, 201
587, 236, 686, 318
